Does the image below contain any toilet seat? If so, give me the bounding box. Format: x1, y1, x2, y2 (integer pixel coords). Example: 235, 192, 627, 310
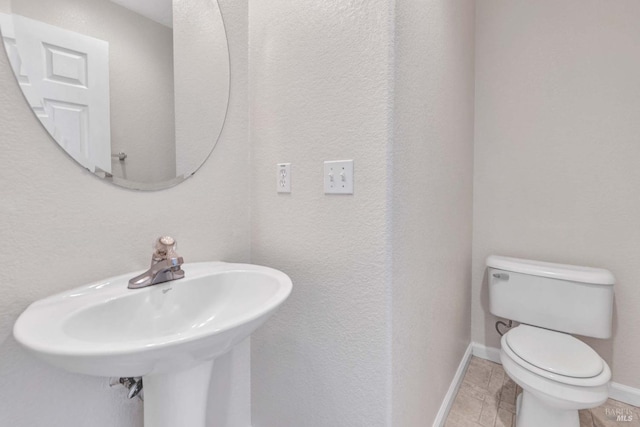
503, 325, 610, 387
506, 325, 603, 378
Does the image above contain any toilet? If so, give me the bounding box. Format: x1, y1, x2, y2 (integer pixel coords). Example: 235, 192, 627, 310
487, 255, 615, 427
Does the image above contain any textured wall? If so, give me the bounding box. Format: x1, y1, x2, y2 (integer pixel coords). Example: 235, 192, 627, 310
474, 0, 640, 388
11, 0, 177, 184
392, 0, 475, 425
0, 0, 250, 425
249, 0, 394, 425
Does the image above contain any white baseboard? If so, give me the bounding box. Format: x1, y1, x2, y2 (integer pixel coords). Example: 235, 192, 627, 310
432, 343, 474, 427
471, 343, 640, 408
471, 342, 501, 364
611, 382, 640, 407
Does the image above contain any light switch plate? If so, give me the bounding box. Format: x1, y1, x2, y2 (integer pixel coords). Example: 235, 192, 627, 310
324, 160, 354, 194
277, 163, 291, 193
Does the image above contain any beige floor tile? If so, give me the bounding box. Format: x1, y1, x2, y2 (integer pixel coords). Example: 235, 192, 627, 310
591, 400, 640, 427
445, 357, 640, 427
450, 392, 483, 421
486, 366, 505, 401
458, 381, 489, 402
495, 407, 514, 427
445, 410, 483, 427
499, 399, 516, 414
465, 360, 493, 390
500, 376, 518, 406
470, 357, 501, 370
478, 398, 499, 427
579, 409, 595, 427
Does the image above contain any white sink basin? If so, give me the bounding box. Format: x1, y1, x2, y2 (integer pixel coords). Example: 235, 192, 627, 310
13, 262, 292, 427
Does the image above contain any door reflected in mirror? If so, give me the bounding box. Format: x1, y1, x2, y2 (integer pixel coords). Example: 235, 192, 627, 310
0, 0, 229, 190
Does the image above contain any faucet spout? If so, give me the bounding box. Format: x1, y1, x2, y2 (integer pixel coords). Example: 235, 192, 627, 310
128, 236, 185, 289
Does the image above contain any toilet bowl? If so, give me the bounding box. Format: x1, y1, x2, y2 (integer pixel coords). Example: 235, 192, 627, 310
486, 255, 615, 427
500, 325, 610, 427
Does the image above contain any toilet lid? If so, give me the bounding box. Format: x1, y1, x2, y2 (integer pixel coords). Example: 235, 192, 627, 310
505, 325, 604, 378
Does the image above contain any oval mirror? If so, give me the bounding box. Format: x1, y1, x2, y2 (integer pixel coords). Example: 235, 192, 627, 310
0, 0, 229, 190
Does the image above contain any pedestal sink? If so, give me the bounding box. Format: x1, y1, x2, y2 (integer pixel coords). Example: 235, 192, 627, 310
13, 262, 292, 427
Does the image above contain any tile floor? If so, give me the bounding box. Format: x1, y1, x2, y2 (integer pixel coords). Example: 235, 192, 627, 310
445, 356, 640, 427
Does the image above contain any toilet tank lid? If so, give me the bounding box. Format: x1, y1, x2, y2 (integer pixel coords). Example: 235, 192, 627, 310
486, 255, 615, 285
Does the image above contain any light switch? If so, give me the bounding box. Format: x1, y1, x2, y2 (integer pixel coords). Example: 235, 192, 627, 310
277, 163, 291, 193
324, 160, 354, 194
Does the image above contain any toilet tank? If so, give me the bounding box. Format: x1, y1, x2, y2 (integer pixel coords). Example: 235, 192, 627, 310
487, 256, 615, 339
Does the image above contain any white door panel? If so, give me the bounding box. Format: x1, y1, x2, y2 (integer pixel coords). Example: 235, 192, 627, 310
2, 14, 111, 173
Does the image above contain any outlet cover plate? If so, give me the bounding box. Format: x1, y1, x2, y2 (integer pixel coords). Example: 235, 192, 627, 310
277, 163, 291, 193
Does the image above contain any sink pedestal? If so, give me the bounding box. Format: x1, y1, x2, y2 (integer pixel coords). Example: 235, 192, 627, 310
143, 360, 214, 427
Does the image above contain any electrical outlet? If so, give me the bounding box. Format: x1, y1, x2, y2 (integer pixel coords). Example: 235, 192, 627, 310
277, 163, 291, 193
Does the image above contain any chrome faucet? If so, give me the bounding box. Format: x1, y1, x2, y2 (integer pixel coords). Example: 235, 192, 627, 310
128, 236, 185, 289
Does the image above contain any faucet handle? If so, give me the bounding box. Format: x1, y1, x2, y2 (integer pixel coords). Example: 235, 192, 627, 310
153, 236, 178, 252
153, 236, 179, 260
158, 236, 175, 246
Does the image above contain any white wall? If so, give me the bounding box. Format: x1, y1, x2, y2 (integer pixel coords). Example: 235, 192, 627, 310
249, 0, 476, 425
11, 0, 177, 184
474, 0, 640, 389
392, 0, 475, 424
249, 0, 394, 425
0, 0, 249, 425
